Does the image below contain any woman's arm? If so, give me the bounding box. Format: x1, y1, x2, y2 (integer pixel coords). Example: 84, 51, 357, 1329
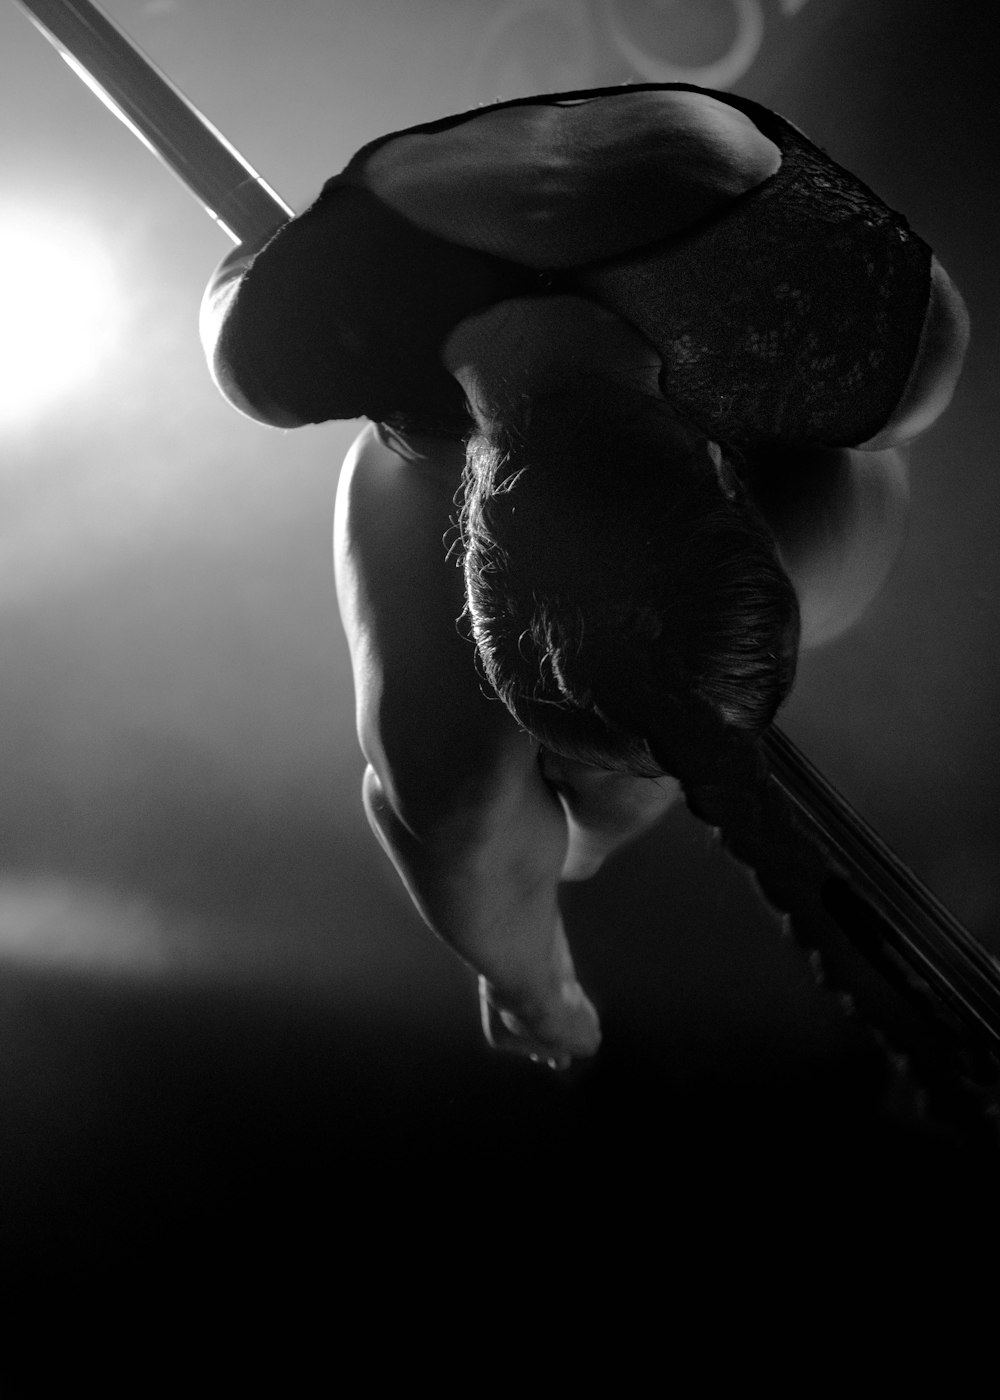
335, 425, 601, 1064
360, 756, 597, 1067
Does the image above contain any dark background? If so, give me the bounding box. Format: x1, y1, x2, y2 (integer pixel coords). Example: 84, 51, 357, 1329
0, 0, 996, 1325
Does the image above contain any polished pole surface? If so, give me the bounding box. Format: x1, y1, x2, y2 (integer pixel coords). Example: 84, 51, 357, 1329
11, 0, 293, 243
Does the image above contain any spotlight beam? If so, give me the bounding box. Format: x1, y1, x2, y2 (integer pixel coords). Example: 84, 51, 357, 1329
10, 0, 293, 244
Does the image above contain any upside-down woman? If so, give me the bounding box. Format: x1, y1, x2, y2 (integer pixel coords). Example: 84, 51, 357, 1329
202, 84, 968, 1067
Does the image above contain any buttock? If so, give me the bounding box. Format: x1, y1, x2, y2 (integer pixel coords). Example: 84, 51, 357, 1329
359, 88, 782, 271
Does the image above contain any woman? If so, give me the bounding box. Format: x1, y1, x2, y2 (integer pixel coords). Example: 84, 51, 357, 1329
201, 84, 968, 1069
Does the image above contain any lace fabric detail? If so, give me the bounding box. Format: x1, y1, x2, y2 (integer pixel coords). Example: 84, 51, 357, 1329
271, 84, 932, 446
571, 96, 932, 448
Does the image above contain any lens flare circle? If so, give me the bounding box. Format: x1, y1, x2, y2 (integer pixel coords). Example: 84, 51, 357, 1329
0, 209, 123, 428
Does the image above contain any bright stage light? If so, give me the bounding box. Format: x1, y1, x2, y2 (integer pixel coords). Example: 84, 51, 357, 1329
0, 209, 124, 429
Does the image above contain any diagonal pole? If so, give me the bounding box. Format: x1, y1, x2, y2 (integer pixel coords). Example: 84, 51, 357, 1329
10, 0, 293, 244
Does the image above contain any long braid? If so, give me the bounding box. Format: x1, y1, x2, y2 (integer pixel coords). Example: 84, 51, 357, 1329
462, 378, 998, 1140
652, 714, 1000, 1146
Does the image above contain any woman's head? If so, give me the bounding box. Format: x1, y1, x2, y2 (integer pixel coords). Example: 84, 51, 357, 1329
460, 378, 800, 780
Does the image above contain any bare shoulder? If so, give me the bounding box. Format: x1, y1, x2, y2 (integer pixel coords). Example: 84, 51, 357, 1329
334, 426, 532, 829
362, 88, 781, 267
334, 425, 464, 637
856, 257, 970, 450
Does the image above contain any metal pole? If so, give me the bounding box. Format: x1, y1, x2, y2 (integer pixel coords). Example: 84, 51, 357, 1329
10, 0, 293, 244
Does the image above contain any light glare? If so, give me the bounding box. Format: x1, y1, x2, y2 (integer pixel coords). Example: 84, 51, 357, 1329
0, 209, 124, 428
